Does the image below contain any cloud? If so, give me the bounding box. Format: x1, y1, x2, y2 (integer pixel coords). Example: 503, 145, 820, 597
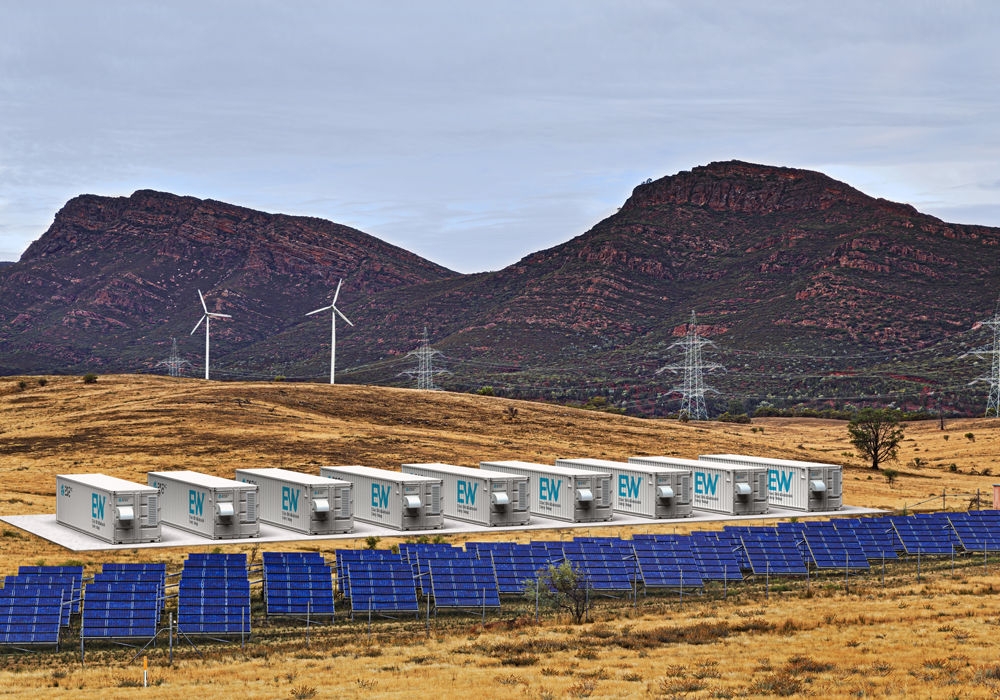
2, 2, 1000, 270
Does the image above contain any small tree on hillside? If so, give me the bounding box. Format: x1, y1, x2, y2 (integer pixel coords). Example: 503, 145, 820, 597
848, 408, 905, 470
523, 560, 590, 624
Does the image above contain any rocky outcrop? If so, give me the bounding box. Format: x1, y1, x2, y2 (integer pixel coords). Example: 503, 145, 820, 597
2, 163, 999, 416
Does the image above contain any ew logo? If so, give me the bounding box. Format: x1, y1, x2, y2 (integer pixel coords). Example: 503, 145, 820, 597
618, 474, 641, 499
61, 484, 73, 498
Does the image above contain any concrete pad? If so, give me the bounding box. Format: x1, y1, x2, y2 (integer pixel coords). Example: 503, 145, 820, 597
1, 504, 884, 552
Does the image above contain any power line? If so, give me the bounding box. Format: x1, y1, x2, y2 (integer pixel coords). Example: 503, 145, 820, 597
657, 310, 723, 420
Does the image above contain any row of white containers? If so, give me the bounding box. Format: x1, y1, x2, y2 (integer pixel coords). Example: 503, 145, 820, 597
54, 455, 843, 544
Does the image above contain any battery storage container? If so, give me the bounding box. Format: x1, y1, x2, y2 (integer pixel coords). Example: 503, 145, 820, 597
56, 474, 161, 544
628, 456, 769, 515
555, 458, 692, 519
147, 470, 259, 539
320, 465, 443, 531
479, 460, 613, 523
698, 454, 842, 511
235, 468, 354, 534
400, 463, 530, 527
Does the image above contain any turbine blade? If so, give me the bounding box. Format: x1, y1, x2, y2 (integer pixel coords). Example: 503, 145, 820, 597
332, 278, 343, 305
306, 305, 332, 316
334, 306, 354, 326
197, 289, 208, 313
191, 315, 206, 335
208, 312, 232, 319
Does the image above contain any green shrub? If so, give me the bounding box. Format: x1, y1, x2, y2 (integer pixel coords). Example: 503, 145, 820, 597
82, 373, 98, 384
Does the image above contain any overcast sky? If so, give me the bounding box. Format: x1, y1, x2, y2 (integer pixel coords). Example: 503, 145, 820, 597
2, 2, 999, 273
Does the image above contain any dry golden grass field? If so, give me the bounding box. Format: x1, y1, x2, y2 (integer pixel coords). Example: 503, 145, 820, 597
2, 375, 1000, 698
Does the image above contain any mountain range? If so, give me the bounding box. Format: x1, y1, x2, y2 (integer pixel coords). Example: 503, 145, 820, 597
2, 161, 998, 416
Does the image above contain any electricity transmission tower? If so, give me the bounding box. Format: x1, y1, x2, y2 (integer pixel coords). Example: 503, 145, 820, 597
401, 327, 450, 390
658, 311, 723, 420
156, 337, 191, 377
967, 299, 1000, 417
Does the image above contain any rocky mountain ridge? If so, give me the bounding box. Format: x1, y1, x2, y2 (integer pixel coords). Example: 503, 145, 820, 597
2, 161, 998, 416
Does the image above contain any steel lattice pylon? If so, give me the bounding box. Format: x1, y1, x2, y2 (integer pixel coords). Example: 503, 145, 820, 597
658, 311, 722, 420
155, 337, 190, 377
968, 299, 1000, 417
401, 327, 451, 390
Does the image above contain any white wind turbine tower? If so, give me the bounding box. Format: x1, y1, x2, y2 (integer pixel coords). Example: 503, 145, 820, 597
190, 289, 232, 380
306, 279, 354, 384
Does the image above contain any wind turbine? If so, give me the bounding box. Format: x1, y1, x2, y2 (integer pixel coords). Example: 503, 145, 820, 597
190, 289, 232, 380
306, 279, 354, 384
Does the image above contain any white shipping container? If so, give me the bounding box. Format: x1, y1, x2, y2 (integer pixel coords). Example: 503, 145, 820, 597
147, 470, 259, 539
479, 460, 613, 523
320, 466, 443, 531
699, 454, 842, 511
401, 463, 530, 527
56, 474, 161, 545
555, 458, 692, 519
235, 468, 354, 535
628, 457, 769, 515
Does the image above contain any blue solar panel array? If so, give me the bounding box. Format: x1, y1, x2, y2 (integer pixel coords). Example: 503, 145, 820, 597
835, 518, 901, 560
82, 582, 159, 639
178, 553, 251, 636
335, 549, 399, 601
9, 509, 1000, 647
778, 521, 870, 570
4, 577, 74, 626
340, 553, 420, 615
631, 534, 705, 589
428, 559, 501, 609
561, 540, 637, 593
18, 566, 83, 613
948, 511, 1000, 552
690, 531, 746, 580
466, 542, 551, 594
730, 528, 809, 576
890, 514, 960, 555
400, 543, 474, 595
263, 552, 334, 619
0, 585, 65, 647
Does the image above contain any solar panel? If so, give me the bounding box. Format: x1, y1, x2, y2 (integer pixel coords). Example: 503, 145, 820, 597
428, 559, 501, 609
780, 521, 870, 570
466, 542, 548, 595
733, 529, 809, 576
834, 517, 901, 560
631, 534, 705, 589
889, 514, 957, 555
4, 577, 74, 626
689, 531, 745, 581
335, 549, 400, 600
345, 559, 419, 615
0, 586, 64, 648
403, 545, 475, 595
177, 553, 250, 636
263, 552, 334, 619
18, 566, 83, 613
948, 511, 1000, 552
82, 582, 159, 639
561, 541, 636, 593
94, 563, 167, 619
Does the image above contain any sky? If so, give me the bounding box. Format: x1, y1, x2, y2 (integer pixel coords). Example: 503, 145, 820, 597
2, 1, 999, 273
